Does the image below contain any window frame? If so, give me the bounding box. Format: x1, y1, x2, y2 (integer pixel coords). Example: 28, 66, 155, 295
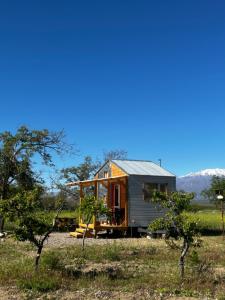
143, 182, 168, 201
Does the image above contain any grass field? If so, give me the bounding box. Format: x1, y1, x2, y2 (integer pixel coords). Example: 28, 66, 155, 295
1, 235, 225, 299
2, 206, 225, 299
186, 208, 223, 234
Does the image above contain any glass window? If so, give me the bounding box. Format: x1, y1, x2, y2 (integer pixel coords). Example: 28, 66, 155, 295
160, 183, 168, 193
114, 184, 120, 207
143, 183, 168, 201
143, 183, 158, 201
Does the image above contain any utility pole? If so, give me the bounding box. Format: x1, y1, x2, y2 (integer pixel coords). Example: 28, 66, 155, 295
217, 192, 225, 238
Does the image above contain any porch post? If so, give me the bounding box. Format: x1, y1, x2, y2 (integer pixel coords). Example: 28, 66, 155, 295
125, 177, 128, 227
94, 181, 98, 227
107, 181, 110, 207
79, 184, 83, 224
107, 180, 111, 225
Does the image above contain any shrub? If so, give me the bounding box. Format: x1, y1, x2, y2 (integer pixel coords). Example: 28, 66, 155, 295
103, 243, 121, 261
17, 273, 61, 292
42, 251, 62, 270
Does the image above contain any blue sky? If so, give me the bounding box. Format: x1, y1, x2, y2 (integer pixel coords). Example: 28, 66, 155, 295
0, 0, 225, 176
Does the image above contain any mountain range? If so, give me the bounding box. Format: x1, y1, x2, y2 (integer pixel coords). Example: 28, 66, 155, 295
176, 168, 225, 203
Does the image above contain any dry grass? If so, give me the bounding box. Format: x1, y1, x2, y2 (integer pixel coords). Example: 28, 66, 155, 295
1, 236, 225, 299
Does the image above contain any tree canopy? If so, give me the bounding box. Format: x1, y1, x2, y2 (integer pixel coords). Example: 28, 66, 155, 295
0, 126, 68, 231
61, 149, 128, 184
0, 126, 68, 267
201, 176, 225, 205
0, 126, 67, 200
61, 156, 100, 182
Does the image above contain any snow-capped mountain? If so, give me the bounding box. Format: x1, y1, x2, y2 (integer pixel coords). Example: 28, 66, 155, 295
177, 168, 225, 203
182, 169, 225, 178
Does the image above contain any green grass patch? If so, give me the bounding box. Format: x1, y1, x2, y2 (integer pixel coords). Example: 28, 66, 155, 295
186, 209, 223, 234
17, 272, 61, 292
0, 240, 34, 284
42, 250, 62, 270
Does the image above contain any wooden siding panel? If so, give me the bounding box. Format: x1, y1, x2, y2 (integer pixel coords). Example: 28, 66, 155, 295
111, 163, 126, 177
96, 161, 126, 179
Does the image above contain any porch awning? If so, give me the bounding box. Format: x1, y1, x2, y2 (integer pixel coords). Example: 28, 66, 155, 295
66, 175, 128, 187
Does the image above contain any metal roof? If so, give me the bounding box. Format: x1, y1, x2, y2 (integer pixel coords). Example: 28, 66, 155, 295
112, 159, 175, 177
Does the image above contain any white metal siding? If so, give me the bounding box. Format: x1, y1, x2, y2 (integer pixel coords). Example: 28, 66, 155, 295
128, 175, 176, 227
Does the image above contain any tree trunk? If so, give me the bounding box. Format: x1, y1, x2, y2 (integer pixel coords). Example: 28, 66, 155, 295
0, 191, 5, 232
179, 239, 189, 279
35, 245, 43, 271
0, 185, 9, 233
82, 227, 87, 252
33, 207, 62, 271
82, 224, 90, 252
221, 200, 225, 238
82, 216, 92, 252
0, 215, 4, 232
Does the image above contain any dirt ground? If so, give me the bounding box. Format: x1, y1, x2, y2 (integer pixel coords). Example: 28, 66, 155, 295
0, 287, 25, 300
44, 232, 165, 249
44, 232, 118, 248
0, 287, 201, 300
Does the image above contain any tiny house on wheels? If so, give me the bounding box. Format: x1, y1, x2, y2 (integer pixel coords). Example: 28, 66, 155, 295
68, 159, 176, 238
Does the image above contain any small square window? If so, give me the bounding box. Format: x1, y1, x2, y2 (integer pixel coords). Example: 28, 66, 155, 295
143, 183, 168, 201
143, 183, 158, 201
160, 183, 168, 193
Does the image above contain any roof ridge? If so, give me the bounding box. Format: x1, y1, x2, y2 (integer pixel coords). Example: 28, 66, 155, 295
112, 159, 153, 162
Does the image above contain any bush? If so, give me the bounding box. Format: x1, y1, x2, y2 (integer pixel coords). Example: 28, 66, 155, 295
104, 243, 121, 261
42, 251, 62, 270
17, 273, 61, 292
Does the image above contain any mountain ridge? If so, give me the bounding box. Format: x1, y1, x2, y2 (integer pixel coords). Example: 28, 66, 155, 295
180, 168, 225, 178
177, 168, 225, 203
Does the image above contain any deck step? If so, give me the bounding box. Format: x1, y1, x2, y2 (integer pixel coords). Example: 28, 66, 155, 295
70, 231, 83, 238
70, 227, 94, 238
76, 228, 86, 233
79, 224, 94, 229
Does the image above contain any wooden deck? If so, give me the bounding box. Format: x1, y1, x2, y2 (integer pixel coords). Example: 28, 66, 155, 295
79, 222, 128, 231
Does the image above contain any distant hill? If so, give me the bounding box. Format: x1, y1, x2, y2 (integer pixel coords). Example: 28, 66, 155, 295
176, 169, 225, 204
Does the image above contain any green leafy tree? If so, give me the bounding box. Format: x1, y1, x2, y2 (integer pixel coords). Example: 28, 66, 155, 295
148, 191, 199, 278
60, 149, 128, 188
79, 194, 109, 251
61, 149, 128, 183
58, 156, 100, 206
0, 126, 67, 231
201, 176, 225, 205
39, 188, 73, 210
202, 176, 225, 236
0, 188, 63, 270
61, 156, 100, 182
